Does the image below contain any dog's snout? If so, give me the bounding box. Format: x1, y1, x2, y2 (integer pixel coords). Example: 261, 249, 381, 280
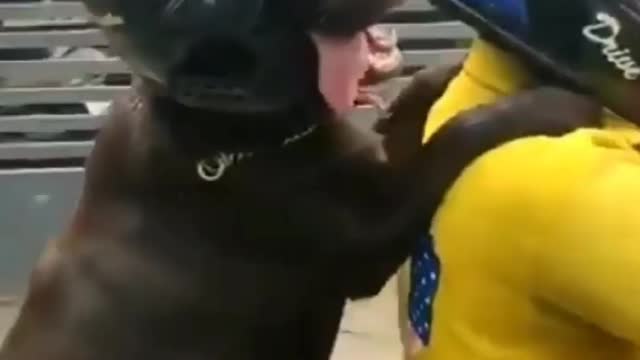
181, 39, 257, 80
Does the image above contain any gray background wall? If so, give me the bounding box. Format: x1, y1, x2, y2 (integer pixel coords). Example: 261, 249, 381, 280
0, 169, 83, 296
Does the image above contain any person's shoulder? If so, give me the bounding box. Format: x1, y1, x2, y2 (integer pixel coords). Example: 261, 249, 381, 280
437, 128, 640, 231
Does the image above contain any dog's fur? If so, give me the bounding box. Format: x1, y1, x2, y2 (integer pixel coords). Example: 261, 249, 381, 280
0, 9, 603, 360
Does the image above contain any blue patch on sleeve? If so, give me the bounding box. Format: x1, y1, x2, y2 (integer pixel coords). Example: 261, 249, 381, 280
409, 234, 441, 345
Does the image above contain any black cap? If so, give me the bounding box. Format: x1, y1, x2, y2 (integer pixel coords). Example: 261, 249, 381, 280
433, 0, 640, 123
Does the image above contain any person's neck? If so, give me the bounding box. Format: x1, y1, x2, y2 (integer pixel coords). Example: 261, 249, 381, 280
462, 37, 536, 96
471, 37, 640, 127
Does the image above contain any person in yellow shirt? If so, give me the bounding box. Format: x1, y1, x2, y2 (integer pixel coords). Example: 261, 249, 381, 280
396, 0, 640, 359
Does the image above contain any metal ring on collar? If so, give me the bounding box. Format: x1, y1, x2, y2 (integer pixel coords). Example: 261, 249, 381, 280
197, 155, 229, 182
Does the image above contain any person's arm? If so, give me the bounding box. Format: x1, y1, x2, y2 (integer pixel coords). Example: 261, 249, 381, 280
535, 158, 640, 344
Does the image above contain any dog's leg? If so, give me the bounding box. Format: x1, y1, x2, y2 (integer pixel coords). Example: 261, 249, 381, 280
298, 297, 345, 360
334, 87, 604, 300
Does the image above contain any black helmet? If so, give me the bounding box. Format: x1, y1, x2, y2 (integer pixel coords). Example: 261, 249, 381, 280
432, 0, 640, 123
81, 0, 393, 114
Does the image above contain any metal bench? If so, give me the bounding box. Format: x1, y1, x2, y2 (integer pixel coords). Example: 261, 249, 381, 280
0, 0, 475, 298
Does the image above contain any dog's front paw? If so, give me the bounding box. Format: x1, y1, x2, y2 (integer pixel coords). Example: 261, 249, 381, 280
375, 63, 463, 166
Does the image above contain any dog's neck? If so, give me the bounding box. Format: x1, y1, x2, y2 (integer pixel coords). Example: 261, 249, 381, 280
151, 97, 320, 152
135, 79, 327, 157
119, 80, 333, 186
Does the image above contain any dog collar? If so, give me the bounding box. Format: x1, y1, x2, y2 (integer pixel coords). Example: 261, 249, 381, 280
196, 124, 318, 182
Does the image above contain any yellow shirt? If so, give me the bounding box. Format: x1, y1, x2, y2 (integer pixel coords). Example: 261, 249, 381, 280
406, 39, 640, 360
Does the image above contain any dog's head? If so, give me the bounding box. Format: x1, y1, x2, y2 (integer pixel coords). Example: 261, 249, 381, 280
82, 0, 403, 118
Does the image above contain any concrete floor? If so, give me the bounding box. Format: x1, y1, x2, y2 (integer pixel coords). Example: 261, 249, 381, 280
0, 279, 403, 360
332, 278, 403, 360
0, 306, 15, 344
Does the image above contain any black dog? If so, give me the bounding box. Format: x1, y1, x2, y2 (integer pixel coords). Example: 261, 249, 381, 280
0, 2, 603, 359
